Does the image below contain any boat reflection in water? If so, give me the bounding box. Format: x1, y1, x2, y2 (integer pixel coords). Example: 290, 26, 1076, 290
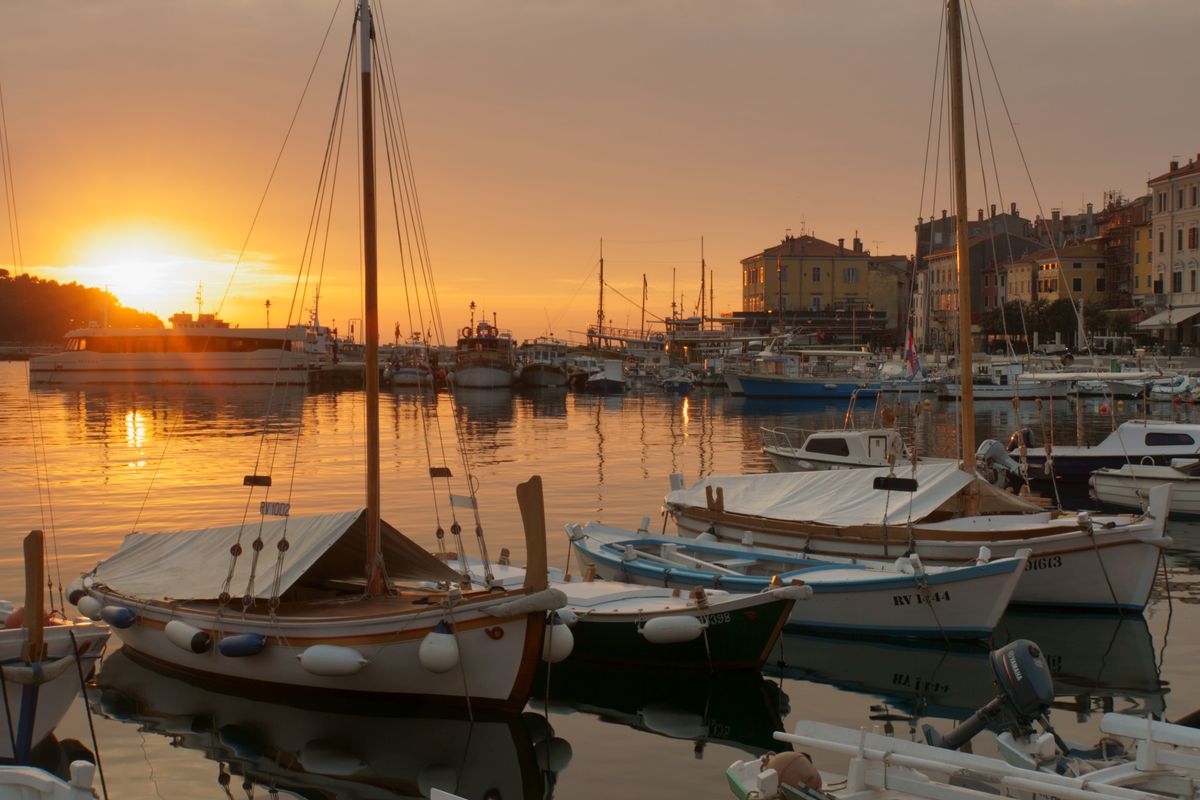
90, 649, 562, 799
767, 609, 1166, 730
532, 660, 789, 757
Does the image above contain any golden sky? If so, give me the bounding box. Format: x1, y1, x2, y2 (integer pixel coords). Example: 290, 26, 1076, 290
2, 1, 1199, 342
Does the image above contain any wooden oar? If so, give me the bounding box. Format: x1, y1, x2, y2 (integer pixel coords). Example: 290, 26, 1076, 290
516, 476, 548, 590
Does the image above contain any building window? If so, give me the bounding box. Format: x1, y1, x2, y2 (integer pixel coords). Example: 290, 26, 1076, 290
810, 295, 822, 312
1174, 271, 1184, 293
1179, 229, 1185, 252
844, 267, 859, 283
1160, 230, 1165, 253
1193, 186, 1198, 207
1072, 277, 1082, 291
1180, 189, 1186, 209
1072, 262, 1082, 269
1135, 252, 1141, 264
812, 267, 822, 282
1097, 277, 1106, 292
1193, 272, 1197, 292
1190, 227, 1199, 250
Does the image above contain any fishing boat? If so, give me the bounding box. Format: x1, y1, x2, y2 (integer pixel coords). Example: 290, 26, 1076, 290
657, 366, 694, 394
516, 337, 571, 388
566, 524, 1025, 640
938, 361, 1069, 402
1091, 460, 1200, 518
28, 312, 331, 386
729, 349, 881, 400
452, 319, 517, 388
664, 464, 1171, 610
72, 0, 562, 710
584, 358, 626, 394
382, 340, 433, 387
449, 557, 804, 670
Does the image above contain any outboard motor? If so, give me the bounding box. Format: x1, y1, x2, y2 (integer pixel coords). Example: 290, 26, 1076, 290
975, 439, 1022, 488
924, 639, 1066, 753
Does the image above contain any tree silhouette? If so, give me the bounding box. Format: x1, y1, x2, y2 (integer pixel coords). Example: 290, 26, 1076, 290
0, 272, 162, 344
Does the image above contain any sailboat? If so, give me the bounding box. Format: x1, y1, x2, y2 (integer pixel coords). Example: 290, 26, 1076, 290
656, 0, 1173, 613
72, 0, 562, 708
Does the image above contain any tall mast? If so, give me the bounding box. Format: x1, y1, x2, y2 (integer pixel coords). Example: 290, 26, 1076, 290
359, 0, 383, 594
700, 236, 706, 324
597, 238, 605, 337
948, 0, 976, 479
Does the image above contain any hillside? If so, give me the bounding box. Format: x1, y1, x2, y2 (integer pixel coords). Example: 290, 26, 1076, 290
0, 269, 163, 344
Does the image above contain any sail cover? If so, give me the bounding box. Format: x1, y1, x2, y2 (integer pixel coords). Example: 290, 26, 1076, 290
667, 462, 1041, 527
92, 508, 462, 601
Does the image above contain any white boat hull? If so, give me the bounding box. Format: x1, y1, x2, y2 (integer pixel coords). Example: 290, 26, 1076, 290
29, 351, 314, 385
0, 620, 109, 761
83, 590, 543, 709
670, 511, 1167, 610
1092, 465, 1200, 518
940, 382, 1069, 400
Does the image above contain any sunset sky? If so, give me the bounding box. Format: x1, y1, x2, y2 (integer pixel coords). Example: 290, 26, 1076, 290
2, 1, 1199, 342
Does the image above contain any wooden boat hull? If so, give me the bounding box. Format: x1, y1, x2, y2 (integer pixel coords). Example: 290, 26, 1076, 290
82, 588, 546, 711
452, 366, 515, 388
667, 506, 1169, 611
565, 589, 794, 670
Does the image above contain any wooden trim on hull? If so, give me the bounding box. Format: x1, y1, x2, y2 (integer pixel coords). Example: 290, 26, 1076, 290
672, 506, 1088, 547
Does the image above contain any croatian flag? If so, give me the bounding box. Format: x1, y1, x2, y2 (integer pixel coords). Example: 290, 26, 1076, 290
904, 330, 921, 378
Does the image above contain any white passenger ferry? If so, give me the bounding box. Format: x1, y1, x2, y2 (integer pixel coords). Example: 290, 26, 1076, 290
29, 312, 331, 385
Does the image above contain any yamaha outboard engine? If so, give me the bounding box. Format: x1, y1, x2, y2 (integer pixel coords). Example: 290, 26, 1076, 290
924, 639, 1066, 753
975, 439, 1022, 488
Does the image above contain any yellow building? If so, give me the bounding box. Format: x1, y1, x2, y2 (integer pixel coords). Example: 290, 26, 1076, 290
1003, 258, 1038, 304
741, 234, 872, 314
1031, 243, 1107, 304
1132, 219, 1155, 298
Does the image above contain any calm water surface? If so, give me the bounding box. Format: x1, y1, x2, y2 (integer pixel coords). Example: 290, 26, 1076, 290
2, 361, 1199, 799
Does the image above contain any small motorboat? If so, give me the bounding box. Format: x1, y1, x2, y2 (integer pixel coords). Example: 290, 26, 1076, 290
1091, 459, 1200, 518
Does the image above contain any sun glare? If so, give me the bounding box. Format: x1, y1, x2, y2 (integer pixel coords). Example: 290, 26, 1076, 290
65, 226, 216, 321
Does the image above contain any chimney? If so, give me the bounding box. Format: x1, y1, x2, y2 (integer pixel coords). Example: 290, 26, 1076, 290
1086, 202, 1093, 215
977, 209, 984, 221
1052, 209, 1060, 222
1171, 160, 1180, 171
837, 238, 845, 255
1010, 202, 1017, 215
941, 209, 948, 219
853, 236, 862, 253
990, 204, 996, 218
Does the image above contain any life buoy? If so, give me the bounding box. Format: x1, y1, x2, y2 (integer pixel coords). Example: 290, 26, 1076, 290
652, 333, 665, 342
461, 326, 472, 338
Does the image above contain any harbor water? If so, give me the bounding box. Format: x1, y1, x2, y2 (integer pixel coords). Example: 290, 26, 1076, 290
2, 360, 1198, 799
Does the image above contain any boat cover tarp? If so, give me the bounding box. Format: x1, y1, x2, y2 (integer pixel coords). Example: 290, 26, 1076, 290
667, 462, 1041, 527
92, 508, 461, 601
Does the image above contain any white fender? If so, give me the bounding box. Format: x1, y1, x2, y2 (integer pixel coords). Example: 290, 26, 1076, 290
298, 645, 368, 677
639, 615, 705, 644
418, 623, 459, 673
165, 620, 212, 654
541, 615, 574, 664
534, 736, 573, 773
76, 595, 103, 621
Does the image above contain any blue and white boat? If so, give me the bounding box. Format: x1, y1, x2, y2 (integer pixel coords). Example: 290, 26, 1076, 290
729, 349, 881, 400
584, 359, 626, 394
1018, 419, 1200, 487
565, 524, 1027, 640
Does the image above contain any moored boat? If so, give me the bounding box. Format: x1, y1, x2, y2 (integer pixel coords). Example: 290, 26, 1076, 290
761, 427, 915, 472
1091, 460, 1200, 518
1018, 419, 1200, 487
567, 524, 1026, 640
517, 337, 570, 388
664, 463, 1172, 610
584, 359, 626, 394
29, 313, 330, 386
452, 319, 517, 388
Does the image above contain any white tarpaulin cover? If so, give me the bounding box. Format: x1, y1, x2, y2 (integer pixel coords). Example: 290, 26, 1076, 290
667, 462, 1040, 527
92, 508, 461, 601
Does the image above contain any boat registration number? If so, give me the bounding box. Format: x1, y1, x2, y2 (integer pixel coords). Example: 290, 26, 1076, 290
892, 590, 951, 606
699, 612, 732, 626
1024, 555, 1063, 572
